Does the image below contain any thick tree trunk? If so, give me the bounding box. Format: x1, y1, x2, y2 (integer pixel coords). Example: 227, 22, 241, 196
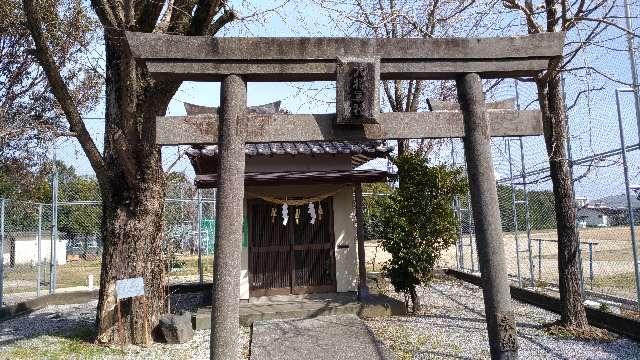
409, 286, 421, 313
96, 178, 166, 344
95, 30, 178, 345
536, 74, 589, 329
23, 0, 234, 347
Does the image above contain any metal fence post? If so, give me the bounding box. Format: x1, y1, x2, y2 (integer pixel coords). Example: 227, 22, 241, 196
50, 139, 59, 294
197, 189, 204, 286
467, 195, 474, 272
537, 239, 542, 284
0, 198, 5, 305
615, 88, 640, 310
623, 0, 640, 143
515, 80, 536, 287
37, 204, 42, 297
588, 243, 594, 290
506, 139, 522, 287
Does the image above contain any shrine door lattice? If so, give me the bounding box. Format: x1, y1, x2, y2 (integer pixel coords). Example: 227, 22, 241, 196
248, 198, 336, 296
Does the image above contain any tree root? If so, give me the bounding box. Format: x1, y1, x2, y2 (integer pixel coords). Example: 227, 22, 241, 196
543, 320, 614, 341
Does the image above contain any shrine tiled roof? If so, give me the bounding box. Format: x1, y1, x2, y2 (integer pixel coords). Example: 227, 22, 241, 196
186, 140, 392, 172
183, 101, 393, 172
186, 140, 391, 157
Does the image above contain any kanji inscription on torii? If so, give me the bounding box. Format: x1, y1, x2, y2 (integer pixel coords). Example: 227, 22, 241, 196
336, 57, 379, 124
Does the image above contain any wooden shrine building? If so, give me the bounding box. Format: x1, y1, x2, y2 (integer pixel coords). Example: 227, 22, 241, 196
184, 101, 391, 298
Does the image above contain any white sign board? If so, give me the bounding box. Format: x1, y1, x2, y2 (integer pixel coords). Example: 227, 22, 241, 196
115, 277, 145, 300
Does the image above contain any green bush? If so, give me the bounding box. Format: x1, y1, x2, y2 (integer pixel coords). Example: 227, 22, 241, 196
376, 151, 467, 312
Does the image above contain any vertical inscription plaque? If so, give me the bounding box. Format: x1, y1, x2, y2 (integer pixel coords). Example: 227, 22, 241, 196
336, 57, 380, 125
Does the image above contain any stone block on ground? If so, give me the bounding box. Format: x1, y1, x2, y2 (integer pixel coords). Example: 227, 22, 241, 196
159, 311, 194, 344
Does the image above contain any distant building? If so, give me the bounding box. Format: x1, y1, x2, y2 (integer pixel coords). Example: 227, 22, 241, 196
2, 232, 67, 266
577, 208, 610, 228
575, 194, 639, 228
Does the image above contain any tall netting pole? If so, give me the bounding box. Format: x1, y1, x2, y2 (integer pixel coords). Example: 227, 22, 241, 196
616, 88, 640, 310
624, 0, 640, 142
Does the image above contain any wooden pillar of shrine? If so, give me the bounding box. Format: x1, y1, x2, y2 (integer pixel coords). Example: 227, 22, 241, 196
354, 182, 369, 300
457, 73, 518, 360
210, 74, 247, 360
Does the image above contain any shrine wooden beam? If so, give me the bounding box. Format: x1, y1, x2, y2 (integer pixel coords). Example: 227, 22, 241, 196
126, 32, 564, 81
155, 110, 542, 145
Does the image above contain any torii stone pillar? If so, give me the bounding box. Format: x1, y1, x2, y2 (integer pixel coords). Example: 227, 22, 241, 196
457, 73, 518, 359
210, 74, 246, 360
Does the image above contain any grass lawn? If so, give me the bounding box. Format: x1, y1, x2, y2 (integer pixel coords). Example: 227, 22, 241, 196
5, 327, 124, 360
592, 272, 637, 290
3, 255, 212, 295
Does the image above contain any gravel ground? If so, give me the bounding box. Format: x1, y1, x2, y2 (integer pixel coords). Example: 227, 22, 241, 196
0, 300, 250, 360
365, 278, 640, 360
2, 278, 639, 360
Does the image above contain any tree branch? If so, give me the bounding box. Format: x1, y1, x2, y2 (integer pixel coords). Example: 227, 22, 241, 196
209, 8, 237, 35
90, 0, 122, 29
23, 0, 108, 188
136, 0, 167, 32
167, 0, 197, 33
188, 0, 223, 35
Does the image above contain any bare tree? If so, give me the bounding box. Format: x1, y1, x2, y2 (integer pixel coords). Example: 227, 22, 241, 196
22, 0, 236, 344
315, 0, 499, 155
501, 0, 639, 332
0, 0, 101, 166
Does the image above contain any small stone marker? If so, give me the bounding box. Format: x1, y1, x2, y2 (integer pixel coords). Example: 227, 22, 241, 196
160, 312, 194, 344
88, 274, 94, 290
336, 57, 380, 125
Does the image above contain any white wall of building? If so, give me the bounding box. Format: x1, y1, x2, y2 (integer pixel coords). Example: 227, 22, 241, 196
3, 237, 67, 266
332, 187, 358, 292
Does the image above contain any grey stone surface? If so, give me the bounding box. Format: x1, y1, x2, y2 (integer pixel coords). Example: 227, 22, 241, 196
210, 74, 247, 360
191, 292, 405, 329
155, 110, 543, 145
336, 58, 380, 124
367, 280, 640, 360
250, 315, 395, 360
458, 73, 518, 359
126, 32, 564, 81
160, 312, 194, 344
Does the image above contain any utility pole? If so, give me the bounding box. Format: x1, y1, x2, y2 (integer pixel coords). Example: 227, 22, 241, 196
624, 0, 640, 142
50, 137, 59, 293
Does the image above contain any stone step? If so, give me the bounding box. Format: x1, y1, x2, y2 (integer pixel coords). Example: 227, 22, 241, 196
191, 294, 404, 329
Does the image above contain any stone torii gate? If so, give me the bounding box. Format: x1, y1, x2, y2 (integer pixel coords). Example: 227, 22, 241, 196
126, 32, 564, 360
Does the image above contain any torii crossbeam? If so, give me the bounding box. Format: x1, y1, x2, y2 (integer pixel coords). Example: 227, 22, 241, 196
126, 31, 564, 360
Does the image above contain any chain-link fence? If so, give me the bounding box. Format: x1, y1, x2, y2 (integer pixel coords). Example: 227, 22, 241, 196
0, 199, 102, 305
361, 75, 640, 317
164, 194, 216, 286
0, 193, 216, 306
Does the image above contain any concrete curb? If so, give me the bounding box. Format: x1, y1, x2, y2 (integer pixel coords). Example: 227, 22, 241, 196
0, 283, 214, 322
445, 268, 640, 341
0, 290, 99, 322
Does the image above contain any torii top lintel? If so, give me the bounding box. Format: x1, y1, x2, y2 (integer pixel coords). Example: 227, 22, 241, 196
125, 32, 565, 82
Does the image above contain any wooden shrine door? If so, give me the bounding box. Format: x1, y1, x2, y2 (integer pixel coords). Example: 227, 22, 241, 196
248, 198, 336, 297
